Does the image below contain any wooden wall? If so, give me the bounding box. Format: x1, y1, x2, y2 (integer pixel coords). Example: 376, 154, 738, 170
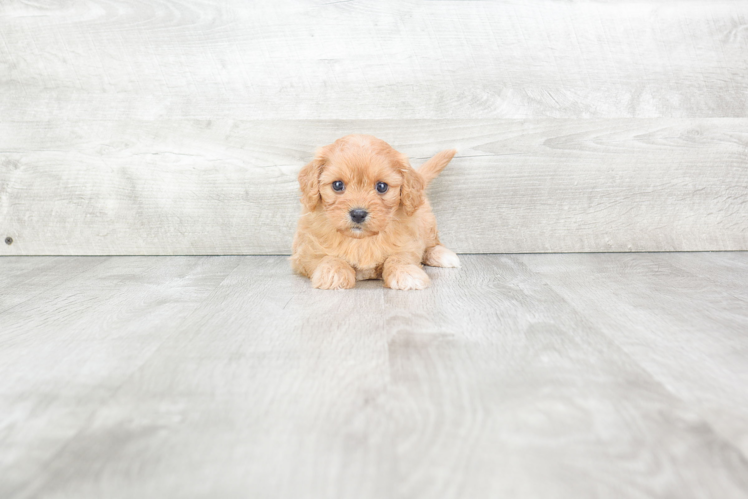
1, 1, 746, 255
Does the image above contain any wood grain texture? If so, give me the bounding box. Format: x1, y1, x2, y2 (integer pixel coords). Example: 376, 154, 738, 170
0, 257, 108, 313
521, 252, 748, 459
2, 254, 748, 497
0, 256, 240, 496
2, 119, 747, 255
1, 1, 747, 254
1, 0, 747, 120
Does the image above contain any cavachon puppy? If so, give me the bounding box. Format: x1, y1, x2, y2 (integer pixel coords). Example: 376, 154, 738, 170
291, 134, 460, 290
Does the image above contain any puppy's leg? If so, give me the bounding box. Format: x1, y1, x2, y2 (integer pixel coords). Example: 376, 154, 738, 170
383, 252, 430, 290
423, 245, 460, 268
311, 256, 356, 290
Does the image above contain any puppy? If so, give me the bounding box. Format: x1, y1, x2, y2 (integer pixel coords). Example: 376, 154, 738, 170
291, 134, 460, 290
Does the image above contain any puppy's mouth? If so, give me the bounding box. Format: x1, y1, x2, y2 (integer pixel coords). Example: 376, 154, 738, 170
342, 225, 377, 238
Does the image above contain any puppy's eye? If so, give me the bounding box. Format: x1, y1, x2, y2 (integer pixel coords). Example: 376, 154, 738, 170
376, 182, 388, 194
332, 180, 345, 192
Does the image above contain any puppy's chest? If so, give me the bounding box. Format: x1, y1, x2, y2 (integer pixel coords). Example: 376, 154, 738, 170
336, 237, 390, 270
355, 265, 383, 281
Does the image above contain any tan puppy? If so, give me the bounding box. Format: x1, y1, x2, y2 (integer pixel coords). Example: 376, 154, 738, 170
291, 135, 459, 290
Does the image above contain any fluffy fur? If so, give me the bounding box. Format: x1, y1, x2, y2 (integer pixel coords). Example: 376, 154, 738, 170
291, 134, 459, 290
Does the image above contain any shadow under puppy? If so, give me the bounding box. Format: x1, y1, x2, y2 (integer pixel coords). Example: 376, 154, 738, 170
291, 134, 459, 290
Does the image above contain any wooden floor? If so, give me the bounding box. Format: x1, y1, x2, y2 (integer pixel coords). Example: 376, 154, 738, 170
1, 253, 748, 498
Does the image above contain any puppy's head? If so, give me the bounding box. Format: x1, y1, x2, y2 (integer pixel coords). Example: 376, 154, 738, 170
298, 135, 424, 238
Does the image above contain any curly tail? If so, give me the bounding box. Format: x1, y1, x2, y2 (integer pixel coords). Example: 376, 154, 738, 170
417, 149, 457, 186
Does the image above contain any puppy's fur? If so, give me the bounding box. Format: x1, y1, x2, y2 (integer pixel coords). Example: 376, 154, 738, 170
291, 135, 459, 290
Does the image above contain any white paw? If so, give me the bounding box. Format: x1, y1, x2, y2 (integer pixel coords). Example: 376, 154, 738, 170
311, 261, 355, 290
424, 245, 460, 268
385, 265, 430, 290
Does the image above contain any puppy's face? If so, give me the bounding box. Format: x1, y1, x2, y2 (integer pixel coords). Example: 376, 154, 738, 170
318, 154, 401, 238
298, 135, 424, 239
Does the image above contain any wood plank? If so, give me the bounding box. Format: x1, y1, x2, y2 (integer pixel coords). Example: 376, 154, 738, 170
384, 256, 748, 497
0, 257, 109, 314
0, 257, 59, 298
654, 251, 748, 297
0, 1, 746, 120
0, 256, 240, 497
0, 257, 56, 279
9, 255, 748, 497
520, 252, 748, 459
1, 119, 746, 255
8, 256, 396, 498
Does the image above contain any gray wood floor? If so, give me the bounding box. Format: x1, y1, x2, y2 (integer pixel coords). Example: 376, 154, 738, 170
1, 253, 748, 497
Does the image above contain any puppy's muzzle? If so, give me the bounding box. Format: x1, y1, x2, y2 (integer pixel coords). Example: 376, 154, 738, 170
349, 209, 368, 224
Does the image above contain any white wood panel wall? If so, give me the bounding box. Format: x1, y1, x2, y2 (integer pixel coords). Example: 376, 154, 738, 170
1, 0, 747, 255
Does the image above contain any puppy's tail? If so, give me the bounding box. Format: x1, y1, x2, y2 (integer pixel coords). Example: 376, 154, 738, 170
418, 149, 457, 187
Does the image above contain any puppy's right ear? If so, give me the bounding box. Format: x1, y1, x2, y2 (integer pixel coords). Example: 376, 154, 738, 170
298, 147, 329, 211
397, 154, 425, 216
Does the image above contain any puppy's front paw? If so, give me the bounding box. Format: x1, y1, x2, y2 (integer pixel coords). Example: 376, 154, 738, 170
423, 245, 460, 268
385, 264, 430, 290
311, 259, 356, 290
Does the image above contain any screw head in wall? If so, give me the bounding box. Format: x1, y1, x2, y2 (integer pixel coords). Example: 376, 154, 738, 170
5, 236, 13, 245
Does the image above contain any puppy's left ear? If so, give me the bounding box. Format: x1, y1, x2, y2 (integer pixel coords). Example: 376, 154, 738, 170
298, 147, 329, 211
398, 154, 425, 216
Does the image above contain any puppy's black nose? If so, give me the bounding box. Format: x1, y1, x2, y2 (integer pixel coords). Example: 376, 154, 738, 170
349, 209, 368, 224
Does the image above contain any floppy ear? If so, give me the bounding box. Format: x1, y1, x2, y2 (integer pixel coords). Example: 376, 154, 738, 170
398, 154, 425, 216
298, 147, 329, 211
